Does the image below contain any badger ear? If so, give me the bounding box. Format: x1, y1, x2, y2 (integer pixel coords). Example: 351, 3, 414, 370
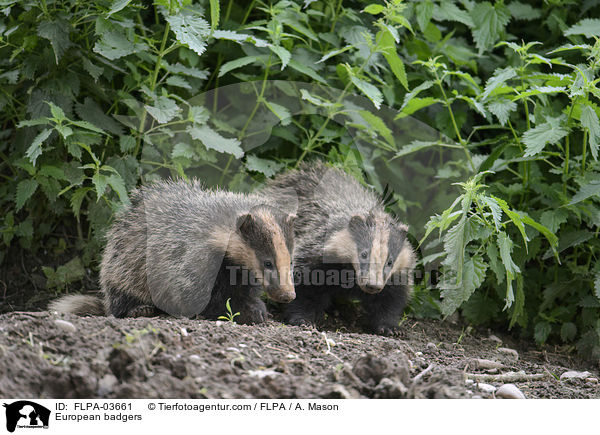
236, 213, 256, 235
348, 215, 365, 232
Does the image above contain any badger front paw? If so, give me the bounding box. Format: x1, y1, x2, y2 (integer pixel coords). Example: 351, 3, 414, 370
127, 305, 158, 318
237, 303, 269, 324
286, 314, 315, 327
371, 323, 400, 336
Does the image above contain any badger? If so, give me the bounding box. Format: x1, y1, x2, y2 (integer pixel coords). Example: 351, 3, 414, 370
260, 161, 415, 335
49, 180, 296, 324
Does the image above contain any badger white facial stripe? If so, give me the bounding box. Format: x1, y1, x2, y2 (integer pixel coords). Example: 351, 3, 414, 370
256, 210, 293, 290
323, 228, 358, 264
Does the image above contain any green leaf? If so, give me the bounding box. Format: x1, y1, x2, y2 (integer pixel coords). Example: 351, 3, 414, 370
522, 117, 568, 157
93, 25, 146, 60
165, 9, 210, 56
288, 59, 327, 84
534, 321, 552, 344
264, 101, 291, 126
107, 0, 133, 16
440, 254, 487, 316
540, 209, 568, 233
166, 76, 192, 90
363, 4, 384, 15
120, 135, 136, 153
82, 58, 103, 81
359, 110, 394, 148
107, 174, 130, 206
145, 97, 181, 124
416, 0, 434, 32
209, 0, 220, 30
570, 180, 600, 204
481, 196, 502, 231
26, 129, 52, 166
269, 45, 291, 70
470, 2, 511, 54
497, 231, 520, 308
564, 18, 600, 38
378, 29, 408, 90
38, 19, 71, 64
561, 322, 577, 342
400, 80, 434, 110
346, 67, 382, 109
188, 125, 243, 158
39, 165, 66, 180
92, 173, 108, 199
506, 1, 541, 20
434, 2, 474, 27
15, 179, 39, 211
219, 56, 262, 77
487, 99, 517, 126
482, 67, 516, 100
396, 97, 441, 118
70, 187, 91, 220
245, 155, 284, 178
581, 103, 600, 160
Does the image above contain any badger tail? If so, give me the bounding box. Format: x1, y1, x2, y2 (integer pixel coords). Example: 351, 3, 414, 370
49, 294, 105, 316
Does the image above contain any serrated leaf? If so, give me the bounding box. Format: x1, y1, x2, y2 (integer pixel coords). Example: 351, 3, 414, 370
497, 231, 520, 309
522, 116, 568, 157
487, 99, 517, 125
265, 101, 291, 126
317, 46, 352, 63
218, 56, 262, 77
400, 80, 434, 110
209, 0, 220, 30
440, 254, 487, 316
363, 4, 384, 15
534, 321, 552, 344
396, 97, 441, 119
540, 209, 568, 233
107, 174, 130, 206
481, 196, 502, 231
288, 59, 326, 84
570, 179, 600, 205
379, 29, 408, 90
172, 142, 196, 160
433, 2, 474, 27
581, 103, 600, 160
165, 9, 210, 56
212, 30, 268, 47
120, 135, 136, 153
92, 172, 108, 199
15, 179, 39, 211
166, 75, 192, 90
359, 110, 394, 148
416, 0, 434, 32
348, 71, 382, 109
93, 27, 146, 60
26, 129, 52, 166
38, 19, 71, 64
482, 67, 516, 100
564, 18, 600, 38
269, 45, 291, 70
145, 97, 181, 124
561, 322, 577, 342
82, 57, 103, 81
506, 1, 541, 20
39, 165, 66, 180
245, 155, 284, 178
188, 125, 243, 158
471, 2, 511, 54
107, 0, 133, 16
70, 187, 90, 220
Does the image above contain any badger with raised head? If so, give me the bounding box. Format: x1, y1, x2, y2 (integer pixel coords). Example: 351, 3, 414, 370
260, 161, 415, 335
49, 180, 296, 324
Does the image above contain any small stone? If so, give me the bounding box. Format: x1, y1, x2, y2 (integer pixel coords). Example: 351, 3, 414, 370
465, 379, 474, 386
488, 335, 502, 344
215, 320, 223, 326
189, 355, 201, 361
496, 383, 525, 399
585, 377, 598, 384
248, 369, 279, 379
239, 343, 247, 348
472, 395, 483, 399
54, 319, 76, 333
472, 358, 505, 369
97, 374, 118, 397
426, 342, 437, 350
415, 351, 423, 356
497, 347, 519, 360
560, 370, 592, 381
180, 328, 188, 337
226, 347, 240, 353
477, 383, 497, 393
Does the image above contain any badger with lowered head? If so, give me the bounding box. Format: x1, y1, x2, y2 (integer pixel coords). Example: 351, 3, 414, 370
261, 161, 415, 335
50, 180, 296, 324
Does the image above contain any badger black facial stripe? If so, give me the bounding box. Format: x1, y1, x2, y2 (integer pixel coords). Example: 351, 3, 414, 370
254, 210, 294, 291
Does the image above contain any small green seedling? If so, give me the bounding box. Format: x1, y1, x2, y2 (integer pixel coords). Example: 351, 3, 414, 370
218, 298, 240, 323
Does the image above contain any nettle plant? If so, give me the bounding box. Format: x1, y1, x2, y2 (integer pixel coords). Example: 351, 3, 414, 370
0, 0, 599, 357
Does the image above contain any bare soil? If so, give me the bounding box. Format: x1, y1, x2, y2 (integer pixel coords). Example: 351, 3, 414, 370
0, 311, 598, 399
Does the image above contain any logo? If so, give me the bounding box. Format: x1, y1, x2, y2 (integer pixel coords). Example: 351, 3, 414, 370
3, 401, 50, 433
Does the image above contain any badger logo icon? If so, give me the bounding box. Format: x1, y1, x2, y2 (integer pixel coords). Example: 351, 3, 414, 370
3, 401, 50, 432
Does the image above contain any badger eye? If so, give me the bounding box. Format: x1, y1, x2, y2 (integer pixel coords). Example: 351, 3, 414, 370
360, 251, 368, 259
264, 260, 273, 269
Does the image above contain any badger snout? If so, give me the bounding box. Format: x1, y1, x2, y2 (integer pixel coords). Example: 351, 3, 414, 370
360, 282, 385, 294
268, 288, 296, 303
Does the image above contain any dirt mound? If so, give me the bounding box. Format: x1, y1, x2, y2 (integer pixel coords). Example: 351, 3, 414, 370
0, 312, 597, 399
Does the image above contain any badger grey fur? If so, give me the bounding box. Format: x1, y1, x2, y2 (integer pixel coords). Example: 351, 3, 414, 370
49, 180, 296, 324
260, 161, 415, 335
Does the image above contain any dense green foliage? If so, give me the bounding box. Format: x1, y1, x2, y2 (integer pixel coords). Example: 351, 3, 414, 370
1, 0, 599, 358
